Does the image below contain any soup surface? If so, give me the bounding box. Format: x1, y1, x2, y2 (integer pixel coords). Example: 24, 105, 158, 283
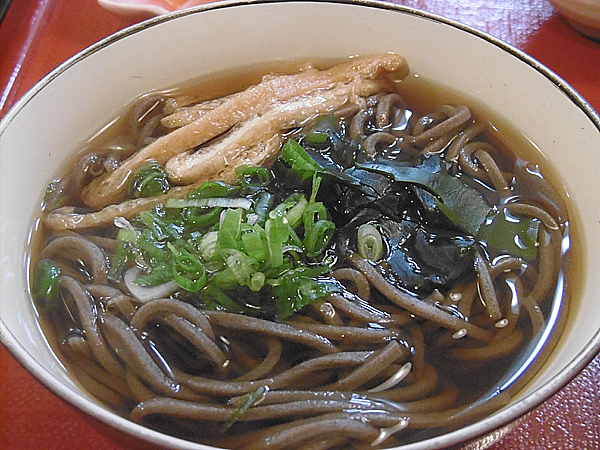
29, 54, 575, 449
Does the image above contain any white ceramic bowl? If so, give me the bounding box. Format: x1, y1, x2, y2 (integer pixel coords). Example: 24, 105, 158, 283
1, 1, 600, 449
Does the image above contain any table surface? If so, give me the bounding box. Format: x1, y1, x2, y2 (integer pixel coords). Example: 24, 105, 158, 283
1, 0, 599, 449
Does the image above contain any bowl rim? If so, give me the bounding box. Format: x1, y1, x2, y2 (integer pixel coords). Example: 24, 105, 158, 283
1, 1, 600, 449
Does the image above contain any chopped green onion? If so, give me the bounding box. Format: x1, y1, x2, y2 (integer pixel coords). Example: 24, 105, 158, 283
187, 181, 239, 199
109, 163, 338, 320
182, 206, 223, 229
129, 162, 170, 198
139, 210, 168, 241
304, 219, 335, 258
218, 208, 244, 250
222, 385, 269, 432
249, 272, 266, 292
135, 261, 173, 286
137, 229, 167, 260
286, 226, 304, 249
281, 139, 324, 182
166, 197, 253, 210
252, 191, 273, 225
310, 173, 323, 203
273, 193, 303, 215
305, 131, 329, 144
169, 243, 206, 292
268, 211, 290, 242
32, 259, 61, 313
210, 249, 257, 289
283, 195, 308, 228
43, 180, 68, 211
273, 267, 342, 318
202, 285, 244, 313
198, 231, 219, 261
114, 225, 152, 273
241, 229, 269, 262
302, 201, 327, 230
140, 208, 184, 240
236, 165, 271, 187
357, 223, 384, 261
227, 251, 258, 286
265, 217, 284, 267
110, 240, 130, 279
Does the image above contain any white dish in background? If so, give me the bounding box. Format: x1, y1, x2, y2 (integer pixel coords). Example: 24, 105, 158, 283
1, 1, 600, 450
550, 0, 600, 40
98, 0, 203, 16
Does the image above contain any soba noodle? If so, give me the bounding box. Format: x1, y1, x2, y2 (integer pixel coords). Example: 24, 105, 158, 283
29, 54, 572, 449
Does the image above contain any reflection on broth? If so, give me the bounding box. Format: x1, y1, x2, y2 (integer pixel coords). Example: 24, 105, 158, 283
29, 54, 575, 449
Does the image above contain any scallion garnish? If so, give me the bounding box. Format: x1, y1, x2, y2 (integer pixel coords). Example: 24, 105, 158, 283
236, 165, 272, 187
32, 259, 61, 313
128, 162, 170, 198
222, 385, 269, 432
168, 243, 206, 292
114, 143, 339, 317
281, 138, 323, 182
357, 223, 384, 261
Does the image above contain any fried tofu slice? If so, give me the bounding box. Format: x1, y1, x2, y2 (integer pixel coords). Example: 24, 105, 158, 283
80, 54, 408, 210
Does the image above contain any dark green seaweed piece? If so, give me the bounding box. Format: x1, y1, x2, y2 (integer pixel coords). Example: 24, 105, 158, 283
357, 156, 538, 259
